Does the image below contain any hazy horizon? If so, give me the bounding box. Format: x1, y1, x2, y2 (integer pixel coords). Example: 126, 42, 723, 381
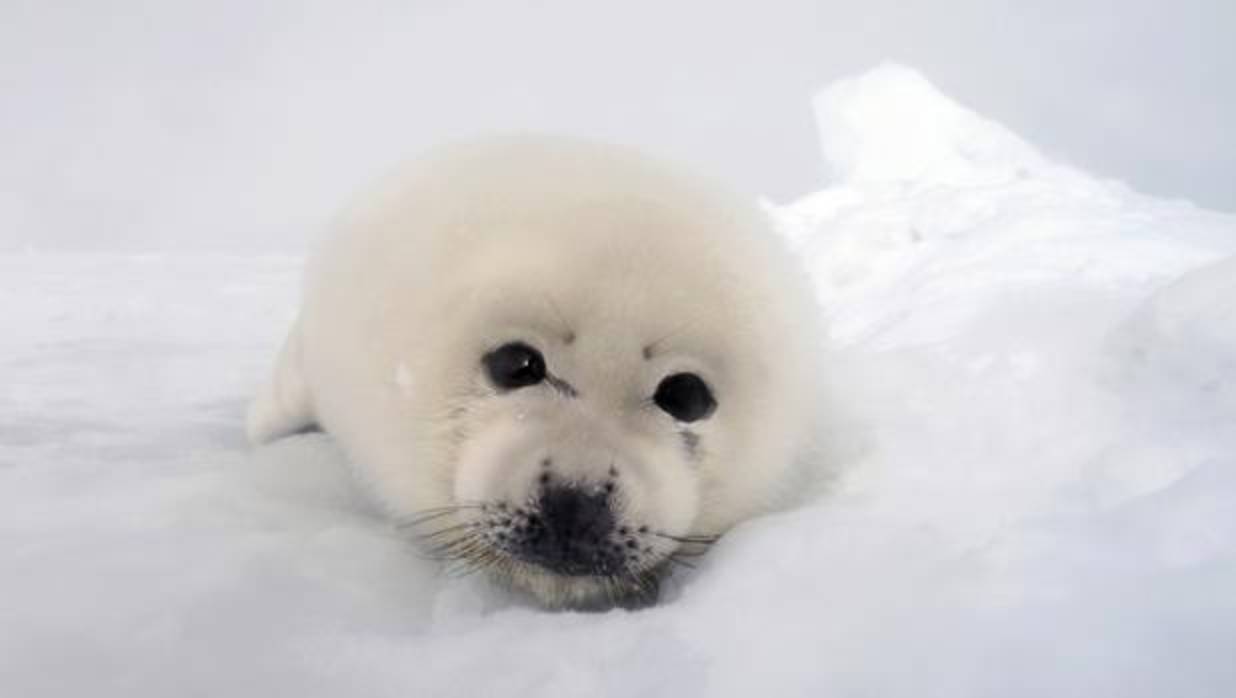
2, 0, 1232, 252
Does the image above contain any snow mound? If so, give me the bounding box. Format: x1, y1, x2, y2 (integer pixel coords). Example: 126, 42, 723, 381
1114, 255, 1236, 419
813, 63, 1048, 187
3, 65, 1235, 697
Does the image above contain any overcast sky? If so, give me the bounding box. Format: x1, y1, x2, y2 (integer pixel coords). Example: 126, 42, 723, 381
2, 0, 1232, 252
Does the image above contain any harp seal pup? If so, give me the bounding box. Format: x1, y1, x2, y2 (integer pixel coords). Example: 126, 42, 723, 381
248, 136, 823, 609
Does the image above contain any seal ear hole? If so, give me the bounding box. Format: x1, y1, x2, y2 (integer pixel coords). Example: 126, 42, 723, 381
653, 372, 716, 422
483, 342, 546, 390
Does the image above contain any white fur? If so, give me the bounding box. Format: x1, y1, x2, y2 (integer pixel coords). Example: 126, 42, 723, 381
249, 136, 823, 606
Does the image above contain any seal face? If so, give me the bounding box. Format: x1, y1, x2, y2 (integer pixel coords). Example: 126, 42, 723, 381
248, 136, 822, 609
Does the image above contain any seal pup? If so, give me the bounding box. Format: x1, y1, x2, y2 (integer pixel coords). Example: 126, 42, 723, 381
248, 136, 822, 609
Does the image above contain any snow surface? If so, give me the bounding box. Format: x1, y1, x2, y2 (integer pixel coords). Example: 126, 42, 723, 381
3, 65, 1234, 697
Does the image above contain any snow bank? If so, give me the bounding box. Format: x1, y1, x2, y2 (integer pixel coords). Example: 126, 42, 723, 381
3, 65, 1234, 697
812, 63, 1050, 187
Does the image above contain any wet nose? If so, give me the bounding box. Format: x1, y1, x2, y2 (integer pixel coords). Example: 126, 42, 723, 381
517, 485, 617, 575
540, 485, 614, 542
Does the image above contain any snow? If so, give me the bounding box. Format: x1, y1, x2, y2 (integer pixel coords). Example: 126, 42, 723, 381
3, 65, 1234, 696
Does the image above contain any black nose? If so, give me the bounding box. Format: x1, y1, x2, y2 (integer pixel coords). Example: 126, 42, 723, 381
515, 485, 617, 576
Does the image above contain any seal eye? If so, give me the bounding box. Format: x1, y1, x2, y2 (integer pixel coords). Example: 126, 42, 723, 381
653, 372, 716, 422
483, 342, 547, 390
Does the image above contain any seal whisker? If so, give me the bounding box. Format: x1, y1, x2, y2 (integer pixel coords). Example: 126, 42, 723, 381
402, 502, 485, 517
423, 535, 488, 561
665, 547, 712, 558
430, 533, 486, 553
642, 321, 699, 359
666, 554, 697, 570
541, 294, 575, 344
396, 503, 487, 529
457, 548, 504, 576
395, 512, 456, 531
652, 531, 720, 545
415, 521, 479, 542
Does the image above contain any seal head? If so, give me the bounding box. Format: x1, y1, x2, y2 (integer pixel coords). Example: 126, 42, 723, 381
248, 137, 822, 609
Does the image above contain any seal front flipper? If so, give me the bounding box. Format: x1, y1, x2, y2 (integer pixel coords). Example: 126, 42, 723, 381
247, 319, 318, 445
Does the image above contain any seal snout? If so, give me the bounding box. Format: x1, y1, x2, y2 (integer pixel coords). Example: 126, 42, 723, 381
514, 484, 620, 576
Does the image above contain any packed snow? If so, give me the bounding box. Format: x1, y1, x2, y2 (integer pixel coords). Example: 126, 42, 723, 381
3, 65, 1234, 697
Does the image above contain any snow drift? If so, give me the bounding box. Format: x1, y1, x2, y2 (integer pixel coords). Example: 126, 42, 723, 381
2, 65, 1234, 697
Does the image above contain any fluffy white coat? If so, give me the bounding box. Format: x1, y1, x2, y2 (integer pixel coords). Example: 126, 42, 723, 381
249, 136, 822, 606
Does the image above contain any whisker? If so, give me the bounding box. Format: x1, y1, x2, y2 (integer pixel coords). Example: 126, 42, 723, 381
446, 550, 501, 579
666, 554, 697, 570
396, 503, 487, 529
652, 531, 720, 545
414, 545, 479, 563
428, 534, 486, 556
398, 496, 715, 610
415, 521, 479, 542
666, 547, 712, 558
404, 502, 487, 518
643, 321, 698, 358
395, 510, 460, 530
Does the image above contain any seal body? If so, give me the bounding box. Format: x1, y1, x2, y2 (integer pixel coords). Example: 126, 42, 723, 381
249, 136, 822, 608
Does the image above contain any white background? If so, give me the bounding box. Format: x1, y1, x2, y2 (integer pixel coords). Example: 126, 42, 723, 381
2, 0, 1233, 251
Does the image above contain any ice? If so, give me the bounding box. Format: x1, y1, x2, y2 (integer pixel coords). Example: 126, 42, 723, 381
812, 63, 1050, 187
3, 65, 1234, 696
